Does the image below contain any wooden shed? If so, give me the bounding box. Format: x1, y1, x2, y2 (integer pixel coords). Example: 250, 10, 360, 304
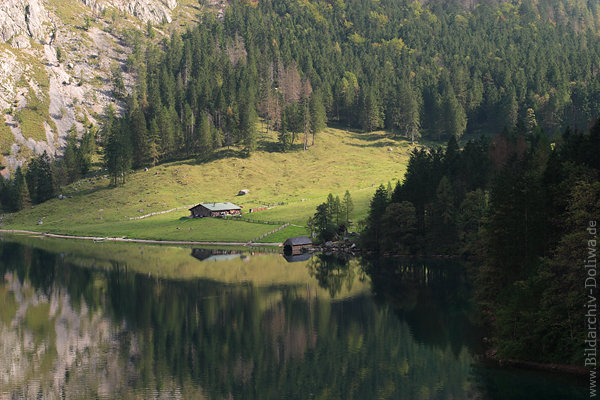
189, 202, 242, 218
283, 237, 312, 255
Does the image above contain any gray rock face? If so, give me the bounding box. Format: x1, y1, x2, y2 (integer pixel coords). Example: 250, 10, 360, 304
0, 49, 25, 110
0, 0, 51, 48
79, 0, 179, 23
0, 0, 189, 175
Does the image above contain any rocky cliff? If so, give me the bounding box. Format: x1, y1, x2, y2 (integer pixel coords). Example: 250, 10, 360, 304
0, 0, 215, 176
80, 0, 179, 24
0, 0, 52, 49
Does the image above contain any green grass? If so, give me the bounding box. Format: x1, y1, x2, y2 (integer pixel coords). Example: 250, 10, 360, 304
0, 43, 55, 147
35, 213, 279, 242
256, 225, 310, 243
14, 74, 51, 143
4, 126, 413, 242
47, 0, 89, 26
16, 106, 47, 142
0, 119, 13, 155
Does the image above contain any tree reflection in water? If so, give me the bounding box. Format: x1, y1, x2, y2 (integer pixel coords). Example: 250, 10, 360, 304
307, 253, 366, 298
0, 239, 587, 399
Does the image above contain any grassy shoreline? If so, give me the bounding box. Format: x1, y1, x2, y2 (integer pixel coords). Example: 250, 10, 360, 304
2, 127, 413, 242
0, 230, 283, 247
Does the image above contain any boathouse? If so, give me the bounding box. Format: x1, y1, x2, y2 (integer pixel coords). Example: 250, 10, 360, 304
283, 237, 312, 255
189, 202, 242, 218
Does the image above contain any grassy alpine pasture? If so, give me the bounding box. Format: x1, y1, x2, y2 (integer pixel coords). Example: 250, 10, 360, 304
3, 126, 413, 243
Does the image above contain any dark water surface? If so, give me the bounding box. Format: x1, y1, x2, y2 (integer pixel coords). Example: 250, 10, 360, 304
0, 235, 586, 399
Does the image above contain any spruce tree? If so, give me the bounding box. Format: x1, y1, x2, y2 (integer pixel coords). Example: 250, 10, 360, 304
198, 112, 212, 158
240, 100, 258, 155
365, 185, 389, 249
130, 105, 149, 168
309, 90, 327, 145
342, 190, 353, 224
63, 126, 80, 182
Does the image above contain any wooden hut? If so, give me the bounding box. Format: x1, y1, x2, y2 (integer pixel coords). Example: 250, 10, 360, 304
189, 202, 242, 218
283, 237, 312, 255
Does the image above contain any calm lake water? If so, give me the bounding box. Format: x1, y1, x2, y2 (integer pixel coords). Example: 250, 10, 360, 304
0, 235, 586, 399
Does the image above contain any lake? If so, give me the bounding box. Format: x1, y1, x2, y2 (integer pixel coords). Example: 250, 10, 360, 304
0, 235, 586, 399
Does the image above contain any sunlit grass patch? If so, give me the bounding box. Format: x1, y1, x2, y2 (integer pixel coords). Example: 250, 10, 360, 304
5, 126, 412, 242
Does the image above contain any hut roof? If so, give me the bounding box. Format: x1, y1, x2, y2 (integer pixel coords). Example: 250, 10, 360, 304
283, 237, 312, 246
190, 202, 242, 211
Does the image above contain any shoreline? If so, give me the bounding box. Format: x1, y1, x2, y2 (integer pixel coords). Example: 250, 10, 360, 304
482, 350, 589, 377
0, 229, 283, 248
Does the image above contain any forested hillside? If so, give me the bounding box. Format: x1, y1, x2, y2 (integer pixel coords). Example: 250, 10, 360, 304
95, 0, 600, 175
2, 0, 600, 209
356, 117, 599, 365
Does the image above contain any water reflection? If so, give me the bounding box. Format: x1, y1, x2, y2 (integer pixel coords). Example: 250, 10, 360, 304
364, 257, 484, 354
282, 252, 312, 263
0, 236, 587, 399
307, 253, 365, 299
189, 248, 313, 263
191, 248, 248, 262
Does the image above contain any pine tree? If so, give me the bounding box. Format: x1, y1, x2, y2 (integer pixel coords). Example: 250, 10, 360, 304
26, 152, 55, 204
525, 108, 538, 135
431, 176, 457, 251
111, 64, 126, 100
4, 167, 28, 211
381, 201, 417, 253
183, 103, 195, 154
442, 85, 467, 140
326, 193, 339, 225
240, 100, 258, 155
312, 202, 335, 242
364, 185, 389, 249
104, 119, 132, 185
78, 127, 95, 176
198, 112, 212, 158
309, 90, 327, 145
399, 82, 421, 143
157, 106, 175, 159
360, 87, 383, 132
339, 72, 359, 125
342, 190, 353, 224
130, 106, 149, 168
63, 125, 80, 182
148, 118, 162, 166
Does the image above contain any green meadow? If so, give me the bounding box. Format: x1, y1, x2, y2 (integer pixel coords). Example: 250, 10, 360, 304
3, 126, 413, 243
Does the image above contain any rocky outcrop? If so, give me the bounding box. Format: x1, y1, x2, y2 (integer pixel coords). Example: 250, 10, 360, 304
80, 0, 179, 24
0, 0, 51, 48
0, 0, 191, 174
0, 49, 26, 110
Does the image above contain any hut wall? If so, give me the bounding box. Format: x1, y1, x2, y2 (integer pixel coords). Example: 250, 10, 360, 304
191, 206, 212, 218
191, 206, 241, 218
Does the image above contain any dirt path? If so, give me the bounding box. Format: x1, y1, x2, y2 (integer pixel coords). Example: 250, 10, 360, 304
0, 229, 283, 247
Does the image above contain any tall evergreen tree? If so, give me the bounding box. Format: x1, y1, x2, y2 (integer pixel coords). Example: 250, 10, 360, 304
309, 90, 327, 145
63, 126, 80, 182
342, 190, 353, 224
363, 185, 389, 249
26, 152, 54, 204
130, 105, 149, 168
197, 112, 212, 158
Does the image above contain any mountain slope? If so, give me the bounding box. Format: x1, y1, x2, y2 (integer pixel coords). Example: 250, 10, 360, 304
0, 0, 598, 180
1, 126, 411, 242
0, 0, 221, 176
